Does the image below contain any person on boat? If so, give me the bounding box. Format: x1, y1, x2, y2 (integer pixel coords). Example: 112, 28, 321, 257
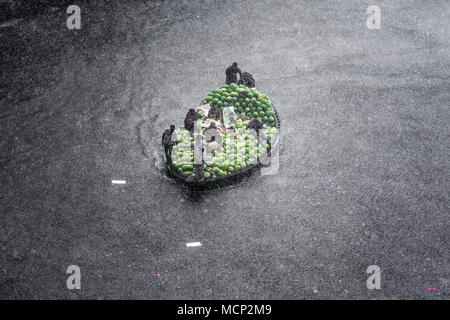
237, 72, 256, 88
184, 108, 198, 133
225, 62, 243, 85
161, 124, 178, 163
206, 121, 218, 130
246, 117, 264, 136
208, 103, 221, 121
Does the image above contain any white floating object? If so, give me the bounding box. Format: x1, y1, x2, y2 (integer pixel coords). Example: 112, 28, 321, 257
186, 242, 202, 247
111, 180, 126, 184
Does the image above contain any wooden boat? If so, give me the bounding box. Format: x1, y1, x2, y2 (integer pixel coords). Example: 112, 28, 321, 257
165, 105, 280, 191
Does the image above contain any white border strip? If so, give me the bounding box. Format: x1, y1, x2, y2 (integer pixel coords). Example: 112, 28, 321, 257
186, 242, 202, 247
111, 180, 126, 184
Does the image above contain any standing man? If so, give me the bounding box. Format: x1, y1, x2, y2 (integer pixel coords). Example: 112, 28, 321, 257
225, 62, 243, 85
162, 124, 178, 163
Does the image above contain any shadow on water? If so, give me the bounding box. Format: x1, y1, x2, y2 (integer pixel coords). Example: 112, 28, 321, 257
186, 189, 202, 202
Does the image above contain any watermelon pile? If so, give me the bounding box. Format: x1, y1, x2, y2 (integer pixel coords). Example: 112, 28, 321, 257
170, 84, 278, 181
202, 83, 276, 126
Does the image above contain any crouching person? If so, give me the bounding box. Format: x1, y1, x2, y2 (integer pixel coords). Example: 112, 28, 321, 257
238, 72, 256, 88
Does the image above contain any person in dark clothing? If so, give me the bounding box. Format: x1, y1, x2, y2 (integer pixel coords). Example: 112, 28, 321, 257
237, 72, 256, 88
225, 62, 243, 85
208, 104, 222, 121
208, 122, 217, 129
184, 108, 198, 133
246, 117, 264, 136
162, 124, 178, 163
